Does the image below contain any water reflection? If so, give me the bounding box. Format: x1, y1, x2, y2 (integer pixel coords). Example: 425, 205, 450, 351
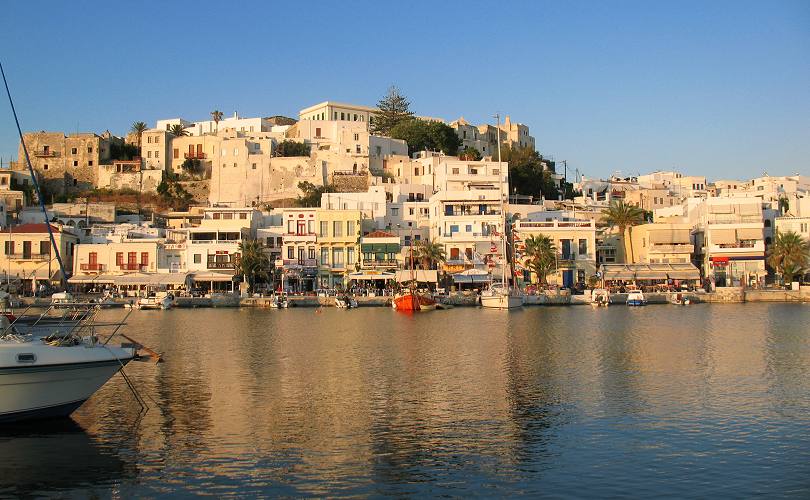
6, 305, 809, 496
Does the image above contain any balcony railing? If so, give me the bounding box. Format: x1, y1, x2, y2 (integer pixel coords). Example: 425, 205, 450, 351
118, 263, 146, 271
207, 261, 235, 269
281, 258, 317, 267
80, 263, 105, 271
34, 149, 59, 157
184, 152, 207, 159
7, 253, 49, 261
362, 259, 399, 267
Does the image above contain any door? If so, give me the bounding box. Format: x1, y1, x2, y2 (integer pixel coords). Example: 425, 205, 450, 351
563, 270, 574, 288
22, 241, 31, 260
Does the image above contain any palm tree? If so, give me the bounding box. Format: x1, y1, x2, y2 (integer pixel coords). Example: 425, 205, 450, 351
415, 238, 446, 270
601, 201, 645, 263
169, 124, 189, 137
767, 230, 809, 284
131, 121, 147, 154
236, 239, 270, 293
523, 234, 557, 284
211, 110, 223, 134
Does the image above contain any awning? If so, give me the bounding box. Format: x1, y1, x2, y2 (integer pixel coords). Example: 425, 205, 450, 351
113, 273, 189, 286
68, 273, 116, 284
710, 229, 736, 244
452, 272, 491, 284
600, 265, 637, 280
395, 270, 438, 283
191, 271, 235, 282
347, 272, 395, 281
360, 243, 400, 253
739, 203, 761, 216
649, 229, 691, 244
601, 263, 701, 281
666, 265, 701, 280
709, 204, 732, 214
736, 227, 762, 240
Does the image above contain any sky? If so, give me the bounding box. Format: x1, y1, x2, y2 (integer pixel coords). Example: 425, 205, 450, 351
1, 0, 808, 181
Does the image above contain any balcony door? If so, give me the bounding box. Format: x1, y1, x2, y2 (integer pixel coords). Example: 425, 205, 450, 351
22, 241, 31, 260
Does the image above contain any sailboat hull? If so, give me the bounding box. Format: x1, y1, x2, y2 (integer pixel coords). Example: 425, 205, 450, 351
480, 294, 523, 309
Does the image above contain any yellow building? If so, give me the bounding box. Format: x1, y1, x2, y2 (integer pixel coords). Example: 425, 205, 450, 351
315, 209, 361, 288
626, 223, 694, 264
72, 241, 160, 276
0, 223, 78, 289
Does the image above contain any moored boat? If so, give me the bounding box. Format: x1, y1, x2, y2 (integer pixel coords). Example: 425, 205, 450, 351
480, 284, 524, 310
335, 295, 358, 309
626, 290, 647, 306
135, 292, 173, 310
591, 288, 610, 307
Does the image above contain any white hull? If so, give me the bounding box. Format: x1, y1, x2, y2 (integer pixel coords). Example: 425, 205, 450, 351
0, 344, 134, 422
481, 294, 524, 309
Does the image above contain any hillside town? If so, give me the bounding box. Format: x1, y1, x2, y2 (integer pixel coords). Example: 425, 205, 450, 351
1, 91, 809, 301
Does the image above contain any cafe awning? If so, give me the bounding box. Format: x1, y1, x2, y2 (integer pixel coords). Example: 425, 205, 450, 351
347, 271, 395, 281
68, 273, 117, 284
395, 270, 438, 283
191, 271, 235, 282
113, 273, 189, 286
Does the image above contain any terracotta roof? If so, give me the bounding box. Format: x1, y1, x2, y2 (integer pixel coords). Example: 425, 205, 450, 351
9, 223, 62, 234
364, 230, 396, 238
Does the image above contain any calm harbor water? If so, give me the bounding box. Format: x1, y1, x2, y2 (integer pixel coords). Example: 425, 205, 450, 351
2, 304, 810, 497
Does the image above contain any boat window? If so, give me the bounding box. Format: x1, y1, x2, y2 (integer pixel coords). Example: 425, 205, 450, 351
16, 353, 36, 363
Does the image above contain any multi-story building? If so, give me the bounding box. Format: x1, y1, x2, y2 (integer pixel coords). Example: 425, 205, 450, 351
429, 190, 504, 273
0, 169, 25, 217
140, 129, 171, 172
73, 240, 160, 275
624, 188, 680, 212
185, 208, 259, 282
513, 218, 597, 287
279, 208, 318, 292
298, 101, 376, 125
359, 230, 401, 272
315, 209, 361, 288
17, 131, 118, 195
0, 223, 78, 288
626, 223, 694, 264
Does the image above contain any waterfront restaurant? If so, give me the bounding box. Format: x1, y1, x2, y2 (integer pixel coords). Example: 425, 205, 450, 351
600, 263, 701, 291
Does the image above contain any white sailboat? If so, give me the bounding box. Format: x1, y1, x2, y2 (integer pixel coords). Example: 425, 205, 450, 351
481, 113, 524, 310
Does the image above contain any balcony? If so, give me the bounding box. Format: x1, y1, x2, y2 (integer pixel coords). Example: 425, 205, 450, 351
7, 253, 49, 261
649, 244, 693, 254
281, 259, 317, 268
34, 149, 59, 158
80, 263, 105, 271
207, 261, 235, 269
118, 263, 146, 271
184, 152, 207, 159
362, 259, 399, 268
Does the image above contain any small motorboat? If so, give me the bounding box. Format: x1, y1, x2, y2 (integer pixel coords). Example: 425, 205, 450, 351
50, 292, 75, 308
335, 296, 358, 309
269, 293, 289, 309
591, 288, 610, 307
626, 290, 647, 306
135, 292, 173, 310
670, 293, 692, 305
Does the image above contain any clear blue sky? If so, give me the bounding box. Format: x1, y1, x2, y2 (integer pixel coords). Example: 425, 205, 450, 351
1, 0, 808, 181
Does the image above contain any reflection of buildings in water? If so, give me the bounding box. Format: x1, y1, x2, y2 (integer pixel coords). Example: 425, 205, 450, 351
0, 420, 126, 496
762, 304, 810, 412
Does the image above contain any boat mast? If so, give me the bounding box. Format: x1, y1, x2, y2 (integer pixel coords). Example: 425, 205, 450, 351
495, 114, 506, 289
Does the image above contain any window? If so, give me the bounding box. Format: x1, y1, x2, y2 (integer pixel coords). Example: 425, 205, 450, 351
315, 127, 321, 137
409, 208, 415, 215
4, 241, 13, 255
353, 133, 359, 141
173, 148, 179, 159
213, 213, 221, 220
141, 252, 149, 266
88, 160, 93, 166
154, 136, 159, 143
40, 241, 49, 255
43, 164, 49, 170
333, 221, 343, 237
332, 248, 344, 267
71, 147, 77, 155
239, 213, 247, 220
347, 247, 355, 265
450, 225, 459, 234
252, 163, 256, 169
347, 220, 355, 235
452, 168, 459, 175
128, 252, 137, 266
116, 252, 123, 266
194, 253, 202, 264
341, 113, 345, 120
390, 207, 399, 216
287, 246, 294, 259
321, 248, 329, 265
356, 145, 361, 154
88, 146, 93, 152
579, 239, 588, 256
155, 151, 159, 158
493, 169, 499, 175
223, 213, 233, 220
73, 160, 78, 167
465, 225, 472, 232
147, 151, 152, 158
470, 168, 478, 175
234, 148, 239, 155
319, 221, 328, 236
353, 114, 358, 121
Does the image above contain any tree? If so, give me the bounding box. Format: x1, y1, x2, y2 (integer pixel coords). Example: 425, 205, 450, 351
415, 238, 446, 270
275, 140, 310, 157
181, 158, 203, 176
458, 146, 482, 161
131, 121, 147, 153
501, 145, 559, 200
157, 174, 194, 209
601, 201, 645, 263
778, 196, 790, 215
767, 230, 809, 284
236, 239, 270, 293
296, 181, 334, 207
211, 110, 223, 134
371, 85, 413, 136
523, 234, 557, 284
389, 119, 460, 156
169, 124, 189, 137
